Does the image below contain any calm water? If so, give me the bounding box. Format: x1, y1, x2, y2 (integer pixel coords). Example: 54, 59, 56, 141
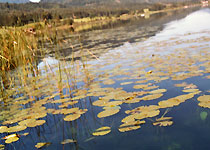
1, 8, 210, 150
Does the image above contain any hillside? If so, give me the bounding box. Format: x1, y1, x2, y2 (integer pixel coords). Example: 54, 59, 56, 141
0, 0, 198, 4
41, 0, 195, 5
0, 0, 29, 3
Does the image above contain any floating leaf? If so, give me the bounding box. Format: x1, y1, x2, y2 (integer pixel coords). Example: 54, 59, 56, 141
125, 105, 159, 114
124, 98, 141, 104
134, 110, 160, 120
197, 95, 210, 102
0, 144, 4, 150
184, 84, 198, 89
64, 113, 81, 121
77, 109, 88, 115
0, 126, 8, 133
103, 105, 121, 110
158, 98, 181, 108
141, 94, 163, 101
119, 120, 145, 132
35, 142, 51, 149
60, 107, 79, 114
8, 125, 27, 133
3, 134, 19, 144
147, 70, 153, 74
18, 119, 36, 126
103, 79, 115, 85
27, 120, 46, 127
176, 93, 195, 102
58, 101, 78, 108
121, 114, 136, 123
156, 117, 172, 122
182, 89, 199, 93
135, 80, 148, 84
51, 98, 71, 104
149, 89, 167, 94
61, 139, 77, 144
174, 82, 188, 87
104, 101, 122, 107
92, 126, 111, 136
133, 84, 148, 89
153, 117, 173, 127
22, 132, 29, 136
153, 120, 173, 127
97, 108, 120, 118
30, 112, 47, 119
92, 99, 109, 107
198, 102, 210, 108
143, 85, 159, 90
120, 82, 133, 85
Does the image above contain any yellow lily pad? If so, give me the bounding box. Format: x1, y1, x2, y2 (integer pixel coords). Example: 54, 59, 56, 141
0, 144, 4, 150
92, 99, 109, 107
27, 120, 46, 127
141, 94, 163, 101
158, 98, 181, 108
97, 108, 120, 118
60, 107, 79, 114
156, 117, 173, 122
64, 113, 81, 121
103, 79, 115, 85
0, 126, 8, 133
8, 125, 27, 133
153, 120, 173, 127
198, 102, 210, 108
18, 119, 36, 126
182, 89, 199, 93
104, 101, 122, 107
134, 110, 160, 120
92, 126, 111, 136
35, 142, 51, 149
121, 114, 136, 123
4, 134, 19, 144
197, 95, 210, 102
133, 84, 148, 89
153, 117, 173, 127
124, 98, 141, 104
149, 89, 167, 94
120, 82, 133, 85
119, 120, 145, 132
61, 139, 77, 144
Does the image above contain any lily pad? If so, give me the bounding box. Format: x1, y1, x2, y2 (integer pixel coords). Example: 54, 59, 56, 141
35, 142, 51, 149
64, 113, 81, 121
3, 134, 19, 144
97, 108, 120, 118
92, 126, 111, 136
119, 120, 145, 132
27, 120, 46, 127
61, 139, 77, 144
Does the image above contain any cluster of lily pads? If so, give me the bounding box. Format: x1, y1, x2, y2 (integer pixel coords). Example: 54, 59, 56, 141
0, 28, 209, 148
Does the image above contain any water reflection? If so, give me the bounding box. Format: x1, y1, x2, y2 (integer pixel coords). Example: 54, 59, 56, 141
46, 7, 201, 62
155, 8, 210, 40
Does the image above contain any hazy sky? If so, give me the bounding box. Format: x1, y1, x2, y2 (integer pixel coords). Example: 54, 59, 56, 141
29, 0, 40, 3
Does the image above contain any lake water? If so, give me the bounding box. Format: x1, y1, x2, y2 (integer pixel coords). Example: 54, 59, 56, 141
0, 7, 210, 150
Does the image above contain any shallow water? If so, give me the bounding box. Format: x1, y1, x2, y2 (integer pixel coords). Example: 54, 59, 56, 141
0, 8, 210, 150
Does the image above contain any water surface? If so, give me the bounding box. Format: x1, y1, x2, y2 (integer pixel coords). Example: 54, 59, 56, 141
0, 8, 210, 150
